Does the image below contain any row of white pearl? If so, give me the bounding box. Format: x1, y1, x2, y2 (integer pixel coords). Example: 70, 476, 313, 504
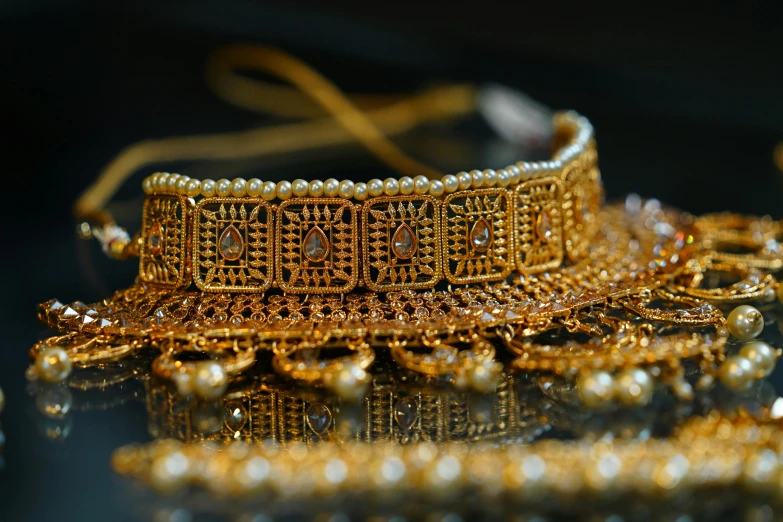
141, 115, 593, 201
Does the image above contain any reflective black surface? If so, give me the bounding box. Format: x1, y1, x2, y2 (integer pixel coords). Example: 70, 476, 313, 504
1, 2, 782, 521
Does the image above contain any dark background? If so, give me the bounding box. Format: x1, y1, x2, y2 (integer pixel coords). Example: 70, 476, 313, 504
0, 1, 782, 521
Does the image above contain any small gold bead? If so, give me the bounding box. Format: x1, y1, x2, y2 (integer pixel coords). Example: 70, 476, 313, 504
35, 347, 73, 383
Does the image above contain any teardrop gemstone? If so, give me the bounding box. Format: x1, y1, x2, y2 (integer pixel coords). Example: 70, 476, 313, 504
391, 223, 417, 259
470, 218, 493, 252
303, 226, 329, 262
147, 221, 164, 255
306, 403, 332, 434
535, 210, 553, 243
394, 397, 419, 430
219, 225, 244, 261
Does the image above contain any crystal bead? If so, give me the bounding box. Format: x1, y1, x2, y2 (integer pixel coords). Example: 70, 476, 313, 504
391, 223, 417, 259
303, 226, 329, 262
147, 221, 164, 255
218, 225, 244, 261
394, 397, 418, 430
470, 218, 493, 252
306, 403, 332, 434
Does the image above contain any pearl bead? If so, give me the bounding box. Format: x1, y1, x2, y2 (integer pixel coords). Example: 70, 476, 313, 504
763, 287, 776, 303
35, 347, 73, 383
338, 180, 355, 199
192, 361, 228, 399
428, 180, 444, 197
399, 176, 414, 195
442, 174, 459, 193
155, 173, 170, 191
175, 175, 191, 194
367, 179, 384, 197
496, 169, 510, 187
383, 178, 400, 196
470, 170, 485, 188
353, 182, 368, 201
292, 179, 309, 197
718, 355, 755, 391
142, 177, 153, 194
726, 305, 764, 341
276, 180, 293, 200
577, 371, 614, 409
413, 175, 430, 195
739, 341, 777, 378
230, 178, 247, 197
0, 386, 4, 414
507, 165, 521, 185
324, 178, 340, 197
166, 173, 180, 191
247, 178, 263, 197
614, 368, 654, 406
200, 179, 216, 197
326, 364, 369, 401
457, 172, 472, 190
216, 178, 231, 197
308, 180, 324, 197
483, 169, 497, 187
261, 181, 277, 201
185, 179, 201, 197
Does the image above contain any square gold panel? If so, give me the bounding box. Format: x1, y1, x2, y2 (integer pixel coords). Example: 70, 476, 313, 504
562, 147, 603, 261
276, 198, 358, 294
441, 188, 513, 284
514, 177, 564, 273
192, 198, 273, 292
362, 195, 442, 291
139, 194, 190, 287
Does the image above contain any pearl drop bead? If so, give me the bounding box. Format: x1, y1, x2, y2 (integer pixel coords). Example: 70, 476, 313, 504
399, 176, 414, 195
614, 368, 654, 406
726, 305, 764, 341
292, 179, 309, 197
35, 347, 73, 383
175, 175, 191, 194
383, 178, 400, 196
367, 179, 384, 197
185, 179, 201, 198
324, 178, 340, 197
739, 341, 777, 378
200, 179, 217, 197
166, 174, 181, 191
470, 170, 485, 188
413, 175, 430, 195
230, 178, 247, 197
442, 174, 459, 193
338, 179, 355, 199
457, 172, 472, 190
142, 177, 153, 194
483, 169, 497, 187
247, 178, 263, 197
192, 361, 228, 399
261, 181, 277, 201
308, 180, 324, 197
428, 180, 444, 197
216, 178, 231, 197
276, 180, 293, 200
577, 371, 614, 409
353, 182, 368, 201
718, 355, 755, 391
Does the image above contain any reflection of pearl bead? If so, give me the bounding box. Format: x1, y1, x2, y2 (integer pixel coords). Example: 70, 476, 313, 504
35, 347, 73, 383
200, 179, 217, 197
718, 355, 755, 391
230, 178, 247, 197
457, 172, 472, 190
292, 179, 309, 197
192, 361, 228, 399
261, 181, 277, 201
367, 179, 384, 197
327, 364, 369, 400
470, 361, 502, 393
308, 180, 324, 197
185, 179, 201, 197
383, 178, 400, 196
399, 176, 414, 195
577, 371, 614, 408
216, 179, 231, 197
726, 305, 764, 341
442, 174, 459, 193
338, 180, 355, 199
247, 178, 263, 197
739, 341, 777, 378
614, 368, 654, 406
428, 180, 444, 197
276, 181, 292, 200
413, 175, 430, 195
353, 182, 368, 201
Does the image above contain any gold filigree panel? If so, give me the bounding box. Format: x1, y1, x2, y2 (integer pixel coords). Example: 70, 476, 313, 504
276, 198, 358, 294
192, 198, 273, 292
562, 146, 603, 261
139, 195, 189, 287
514, 177, 564, 273
442, 188, 513, 284
362, 196, 441, 291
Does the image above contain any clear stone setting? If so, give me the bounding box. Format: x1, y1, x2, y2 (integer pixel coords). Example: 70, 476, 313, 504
470, 218, 493, 252
224, 403, 247, 432
303, 226, 329, 262
147, 221, 164, 255
394, 397, 419, 430
392, 223, 417, 259
219, 225, 244, 261
536, 210, 553, 243
306, 403, 332, 434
